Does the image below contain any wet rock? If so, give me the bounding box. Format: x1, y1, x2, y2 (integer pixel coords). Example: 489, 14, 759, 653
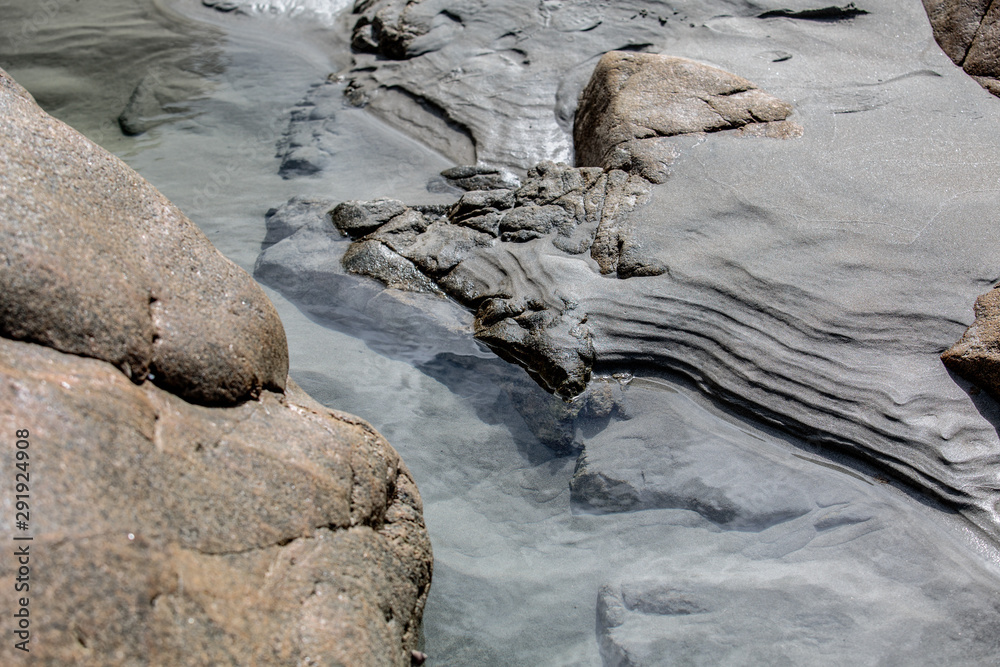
262, 195, 338, 247
315, 157, 655, 395
475, 298, 595, 397
757, 4, 869, 21
441, 164, 521, 191
342, 0, 671, 171
202, 0, 241, 12
0, 67, 287, 406
574, 51, 799, 173
571, 389, 813, 528
343, 239, 443, 293
589, 168, 658, 276
504, 377, 628, 454
277, 80, 343, 178
397, 221, 495, 277
351, 0, 432, 60
256, 197, 484, 364
516, 161, 605, 208
499, 205, 572, 242
332, 198, 410, 238
449, 189, 516, 223
117, 67, 206, 136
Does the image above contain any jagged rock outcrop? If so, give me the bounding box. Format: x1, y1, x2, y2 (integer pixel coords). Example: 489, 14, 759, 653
0, 67, 431, 665
327, 159, 656, 396
254, 197, 631, 454
923, 0, 1000, 95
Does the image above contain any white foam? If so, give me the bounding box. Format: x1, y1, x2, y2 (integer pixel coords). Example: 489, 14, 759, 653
228, 0, 353, 25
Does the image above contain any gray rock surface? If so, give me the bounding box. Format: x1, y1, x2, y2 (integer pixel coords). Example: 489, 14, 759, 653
578, 383, 1000, 666
266, 0, 1000, 545
0, 65, 431, 665
277, 79, 344, 177
571, 388, 813, 529
255, 193, 485, 364
324, 159, 662, 396
256, 194, 629, 452
341, 0, 679, 170
440, 164, 521, 192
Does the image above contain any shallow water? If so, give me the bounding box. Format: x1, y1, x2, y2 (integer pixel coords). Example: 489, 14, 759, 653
6, 1, 1000, 664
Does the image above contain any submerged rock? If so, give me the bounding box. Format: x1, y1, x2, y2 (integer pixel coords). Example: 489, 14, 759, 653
0, 66, 431, 665
277, 80, 344, 177
117, 67, 207, 136
324, 158, 658, 396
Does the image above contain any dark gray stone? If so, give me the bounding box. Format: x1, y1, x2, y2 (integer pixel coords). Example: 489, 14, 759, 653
441, 164, 521, 191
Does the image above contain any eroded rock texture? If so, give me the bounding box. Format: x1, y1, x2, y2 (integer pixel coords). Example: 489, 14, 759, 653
341, 0, 681, 170
262, 0, 1000, 545
328, 53, 797, 397
0, 67, 431, 665
329, 160, 655, 396
923, 0, 1000, 95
